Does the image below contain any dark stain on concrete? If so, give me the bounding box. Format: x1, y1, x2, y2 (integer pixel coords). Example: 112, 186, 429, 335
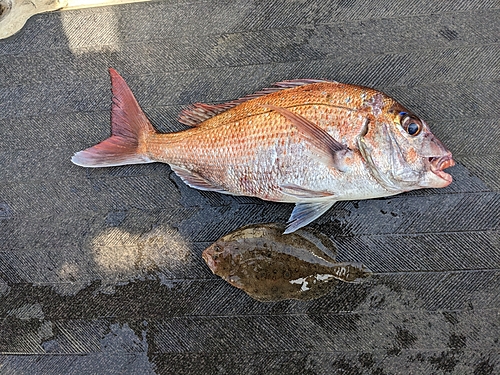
439, 27, 459, 41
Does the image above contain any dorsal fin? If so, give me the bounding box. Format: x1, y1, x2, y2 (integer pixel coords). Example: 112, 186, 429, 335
178, 79, 329, 127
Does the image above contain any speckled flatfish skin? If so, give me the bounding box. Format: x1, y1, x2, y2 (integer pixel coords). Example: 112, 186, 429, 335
202, 223, 371, 301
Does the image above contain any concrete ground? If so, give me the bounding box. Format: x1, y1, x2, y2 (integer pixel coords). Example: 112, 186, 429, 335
1, 0, 499, 374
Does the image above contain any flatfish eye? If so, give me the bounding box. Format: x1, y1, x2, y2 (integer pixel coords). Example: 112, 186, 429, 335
400, 112, 422, 136
213, 244, 223, 253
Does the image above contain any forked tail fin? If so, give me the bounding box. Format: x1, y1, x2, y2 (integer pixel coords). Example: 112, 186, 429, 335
71, 68, 157, 167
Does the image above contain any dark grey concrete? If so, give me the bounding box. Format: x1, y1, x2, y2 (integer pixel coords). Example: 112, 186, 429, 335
0, 0, 499, 374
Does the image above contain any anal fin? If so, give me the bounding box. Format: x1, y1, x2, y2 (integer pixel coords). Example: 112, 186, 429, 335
171, 166, 229, 193
284, 200, 336, 234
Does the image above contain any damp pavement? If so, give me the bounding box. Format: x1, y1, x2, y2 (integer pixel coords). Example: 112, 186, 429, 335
0, 1, 499, 374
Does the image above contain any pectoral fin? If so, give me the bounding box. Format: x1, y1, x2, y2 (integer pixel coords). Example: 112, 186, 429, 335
284, 200, 336, 234
265, 105, 352, 171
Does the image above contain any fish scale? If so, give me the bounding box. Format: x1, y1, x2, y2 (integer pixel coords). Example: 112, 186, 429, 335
166, 115, 358, 200
72, 69, 454, 233
149, 103, 367, 196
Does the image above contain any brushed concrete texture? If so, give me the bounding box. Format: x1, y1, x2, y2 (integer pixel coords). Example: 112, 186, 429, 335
0, 0, 499, 374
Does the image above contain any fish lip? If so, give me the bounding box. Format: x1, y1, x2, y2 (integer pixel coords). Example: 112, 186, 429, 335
428, 154, 455, 183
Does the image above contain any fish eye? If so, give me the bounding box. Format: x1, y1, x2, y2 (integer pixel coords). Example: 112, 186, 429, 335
407, 122, 420, 135
213, 244, 223, 253
399, 112, 422, 136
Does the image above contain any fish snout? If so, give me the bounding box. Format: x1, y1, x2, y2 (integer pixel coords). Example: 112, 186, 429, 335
427, 153, 455, 186
421, 131, 452, 158
416, 126, 455, 187
202, 249, 217, 272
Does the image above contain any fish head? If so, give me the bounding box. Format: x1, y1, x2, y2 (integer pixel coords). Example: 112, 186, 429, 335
358, 95, 454, 191
202, 241, 232, 278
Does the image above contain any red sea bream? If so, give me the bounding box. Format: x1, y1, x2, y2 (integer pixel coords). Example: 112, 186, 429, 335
72, 69, 454, 233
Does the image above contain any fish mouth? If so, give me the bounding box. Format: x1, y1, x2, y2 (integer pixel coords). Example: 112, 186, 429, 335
428, 154, 455, 184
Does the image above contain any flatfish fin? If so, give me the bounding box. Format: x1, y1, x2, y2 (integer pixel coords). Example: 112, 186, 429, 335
171, 165, 230, 194
284, 200, 336, 234
293, 227, 338, 262
327, 262, 373, 283
265, 105, 352, 172
178, 79, 329, 127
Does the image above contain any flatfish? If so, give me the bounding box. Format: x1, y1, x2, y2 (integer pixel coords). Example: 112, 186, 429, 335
202, 223, 371, 301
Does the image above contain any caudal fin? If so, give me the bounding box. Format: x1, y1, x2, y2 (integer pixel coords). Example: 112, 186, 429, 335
71, 68, 157, 167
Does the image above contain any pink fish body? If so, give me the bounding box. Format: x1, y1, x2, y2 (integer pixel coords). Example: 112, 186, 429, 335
72, 69, 454, 233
